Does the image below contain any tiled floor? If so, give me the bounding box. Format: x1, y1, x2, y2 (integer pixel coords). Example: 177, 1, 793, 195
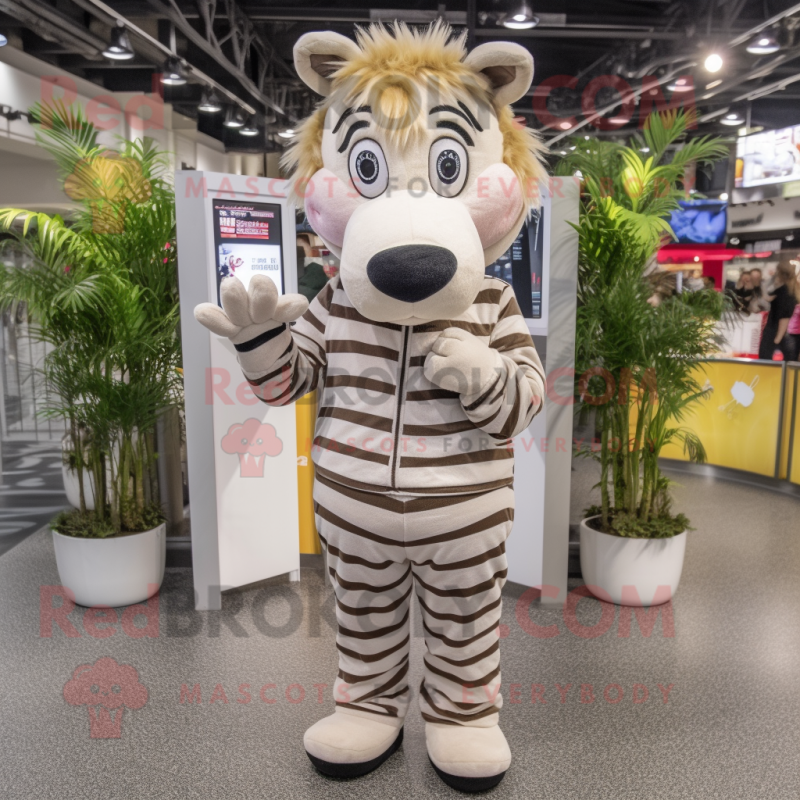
0, 459, 798, 799
0, 440, 68, 557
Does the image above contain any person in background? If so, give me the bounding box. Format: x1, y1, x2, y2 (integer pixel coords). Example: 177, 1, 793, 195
758, 256, 799, 360
702, 275, 717, 291
749, 267, 770, 312
786, 260, 800, 362
734, 270, 754, 311
296, 235, 329, 303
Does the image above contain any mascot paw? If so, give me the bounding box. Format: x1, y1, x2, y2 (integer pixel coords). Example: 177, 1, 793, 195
423, 327, 504, 398
426, 722, 511, 793
304, 710, 404, 778
194, 273, 308, 345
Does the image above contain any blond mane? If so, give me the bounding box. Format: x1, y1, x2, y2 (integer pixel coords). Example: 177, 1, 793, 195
282, 22, 547, 208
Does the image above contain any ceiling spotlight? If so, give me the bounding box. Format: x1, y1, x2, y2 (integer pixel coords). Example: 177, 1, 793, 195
223, 107, 246, 128
277, 128, 295, 139
198, 89, 223, 113
501, 2, 539, 30
102, 24, 134, 61
240, 119, 259, 136
704, 53, 724, 73
161, 57, 187, 86
719, 192, 729, 201
721, 111, 745, 126
558, 120, 572, 130
667, 76, 693, 93
786, 234, 795, 242
746, 34, 780, 55
0, 33, 8, 48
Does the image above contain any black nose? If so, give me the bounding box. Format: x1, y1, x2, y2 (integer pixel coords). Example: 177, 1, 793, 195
366, 244, 457, 303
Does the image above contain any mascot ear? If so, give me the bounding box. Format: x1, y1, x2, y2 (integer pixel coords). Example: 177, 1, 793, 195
464, 42, 534, 106
294, 31, 361, 96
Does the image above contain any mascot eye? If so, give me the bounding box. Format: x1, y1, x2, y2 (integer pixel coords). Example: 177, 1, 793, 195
429, 138, 468, 197
348, 139, 389, 199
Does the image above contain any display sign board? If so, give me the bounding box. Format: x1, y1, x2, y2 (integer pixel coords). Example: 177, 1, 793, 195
175, 172, 300, 611
504, 180, 579, 603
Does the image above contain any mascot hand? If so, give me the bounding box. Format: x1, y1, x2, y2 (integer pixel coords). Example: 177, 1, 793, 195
194, 274, 308, 345
424, 327, 504, 398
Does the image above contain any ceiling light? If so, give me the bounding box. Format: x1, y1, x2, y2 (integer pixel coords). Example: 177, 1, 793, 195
693, 256, 700, 262
240, 119, 259, 136
786, 234, 795, 242
721, 111, 744, 126
102, 24, 134, 61
667, 76, 693, 93
161, 57, 187, 86
278, 128, 295, 139
706, 79, 722, 89
198, 89, 223, 113
746, 34, 780, 55
719, 192, 728, 201
0, 33, 8, 48
501, 2, 539, 30
704, 53, 723, 73
223, 107, 246, 128
640, 147, 650, 153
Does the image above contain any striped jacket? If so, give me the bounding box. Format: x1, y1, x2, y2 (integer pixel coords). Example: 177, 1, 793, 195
242, 275, 546, 496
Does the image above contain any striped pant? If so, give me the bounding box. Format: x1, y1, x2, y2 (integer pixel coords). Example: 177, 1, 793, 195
313, 473, 514, 728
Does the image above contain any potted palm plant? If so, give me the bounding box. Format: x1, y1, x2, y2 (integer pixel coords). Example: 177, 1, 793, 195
0, 103, 181, 607
556, 111, 729, 606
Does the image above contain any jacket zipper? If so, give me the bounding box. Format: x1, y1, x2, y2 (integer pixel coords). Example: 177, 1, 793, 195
390, 325, 411, 489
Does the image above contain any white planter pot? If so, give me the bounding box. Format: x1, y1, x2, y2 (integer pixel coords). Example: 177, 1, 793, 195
61, 464, 96, 511
52, 523, 166, 608
579, 516, 687, 606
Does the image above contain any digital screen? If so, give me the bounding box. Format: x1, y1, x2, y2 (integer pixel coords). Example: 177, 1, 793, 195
669, 199, 727, 244
735, 125, 800, 188
212, 199, 284, 304
485, 211, 543, 319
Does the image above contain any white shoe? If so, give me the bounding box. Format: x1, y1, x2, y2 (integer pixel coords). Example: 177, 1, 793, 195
426, 722, 511, 792
304, 709, 404, 778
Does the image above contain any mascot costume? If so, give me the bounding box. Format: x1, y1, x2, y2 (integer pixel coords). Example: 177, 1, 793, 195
195, 22, 547, 793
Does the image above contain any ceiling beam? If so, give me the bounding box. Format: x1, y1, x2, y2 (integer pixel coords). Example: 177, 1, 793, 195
144, 0, 295, 120
70, 0, 260, 115
0, 0, 105, 59
474, 27, 687, 41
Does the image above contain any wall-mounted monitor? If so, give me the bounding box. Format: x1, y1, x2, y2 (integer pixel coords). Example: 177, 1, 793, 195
211, 199, 285, 303
669, 199, 727, 244
735, 125, 800, 189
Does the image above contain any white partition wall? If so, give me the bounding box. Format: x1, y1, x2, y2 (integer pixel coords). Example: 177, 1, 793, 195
505, 178, 580, 606
175, 171, 301, 610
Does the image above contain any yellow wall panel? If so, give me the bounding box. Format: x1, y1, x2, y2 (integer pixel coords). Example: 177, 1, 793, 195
660, 361, 784, 477
296, 391, 321, 554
